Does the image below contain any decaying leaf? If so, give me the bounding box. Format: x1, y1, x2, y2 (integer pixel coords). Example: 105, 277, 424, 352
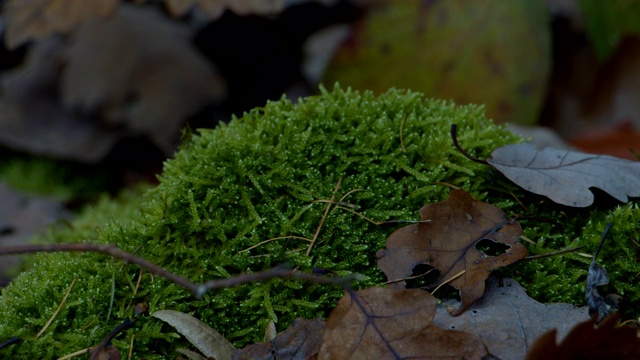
586, 223, 614, 322
319, 287, 488, 359
0, 182, 71, 285
377, 189, 527, 315
90, 344, 121, 360
61, 4, 225, 155
525, 315, 640, 359
162, 0, 284, 19
4, 0, 118, 49
235, 318, 324, 360
486, 143, 640, 207
434, 277, 590, 359
152, 310, 236, 360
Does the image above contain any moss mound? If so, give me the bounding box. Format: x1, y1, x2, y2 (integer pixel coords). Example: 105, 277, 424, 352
1, 85, 638, 358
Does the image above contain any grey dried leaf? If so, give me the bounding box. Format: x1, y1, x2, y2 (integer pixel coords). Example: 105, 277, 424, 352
487, 143, 640, 207
152, 310, 235, 360
433, 277, 590, 360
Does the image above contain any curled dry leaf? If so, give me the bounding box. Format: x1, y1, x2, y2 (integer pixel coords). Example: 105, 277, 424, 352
4, 0, 119, 49
235, 318, 325, 360
319, 287, 487, 359
152, 310, 235, 360
486, 143, 640, 207
377, 189, 527, 315
586, 223, 613, 323
526, 315, 640, 359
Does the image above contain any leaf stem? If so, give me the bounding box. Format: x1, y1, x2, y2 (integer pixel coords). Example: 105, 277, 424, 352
450, 124, 488, 165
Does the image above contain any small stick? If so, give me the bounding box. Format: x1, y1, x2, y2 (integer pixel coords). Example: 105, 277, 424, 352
0, 243, 353, 300
90, 318, 136, 360
306, 178, 342, 256
400, 115, 407, 153
450, 124, 489, 165
37, 276, 77, 338
0, 337, 21, 350
523, 245, 585, 260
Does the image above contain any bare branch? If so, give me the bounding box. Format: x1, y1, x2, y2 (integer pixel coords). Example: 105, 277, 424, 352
0, 243, 351, 300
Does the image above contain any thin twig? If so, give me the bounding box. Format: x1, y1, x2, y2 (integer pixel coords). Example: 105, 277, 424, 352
239, 236, 312, 253
524, 246, 586, 260
0, 243, 353, 300
450, 124, 488, 165
0, 337, 20, 350
400, 115, 407, 153
306, 178, 342, 256
0, 243, 201, 296
58, 348, 91, 360
37, 276, 77, 338
90, 318, 136, 360
431, 270, 466, 295
195, 267, 352, 298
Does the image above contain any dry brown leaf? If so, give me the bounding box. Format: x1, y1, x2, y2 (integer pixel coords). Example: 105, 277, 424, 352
377, 189, 527, 315
235, 318, 324, 360
486, 143, 640, 207
526, 315, 640, 359
319, 287, 488, 359
61, 4, 226, 155
4, 0, 118, 49
91, 344, 121, 360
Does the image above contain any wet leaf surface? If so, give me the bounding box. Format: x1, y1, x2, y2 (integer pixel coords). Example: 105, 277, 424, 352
377, 189, 526, 315
434, 277, 590, 360
487, 143, 640, 207
319, 287, 488, 359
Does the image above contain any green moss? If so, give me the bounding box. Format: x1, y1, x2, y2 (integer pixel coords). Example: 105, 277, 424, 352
1, 85, 638, 358
0, 154, 107, 200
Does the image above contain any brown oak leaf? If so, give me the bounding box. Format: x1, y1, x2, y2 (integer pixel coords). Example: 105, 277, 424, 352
526, 315, 640, 359
319, 287, 488, 359
377, 189, 526, 315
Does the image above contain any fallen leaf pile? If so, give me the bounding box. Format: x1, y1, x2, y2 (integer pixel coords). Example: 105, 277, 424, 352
377, 189, 527, 315
3, 0, 287, 49
0, 4, 225, 161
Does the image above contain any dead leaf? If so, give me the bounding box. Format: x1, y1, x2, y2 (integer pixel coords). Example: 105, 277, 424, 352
0, 37, 121, 162
61, 4, 226, 155
377, 189, 527, 315
0, 182, 71, 285
526, 315, 640, 359
162, 0, 284, 19
4, 0, 118, 49
586, 223, 613, 322
434, 277, 591, 360
318, 287, 488, 359
176, 348, 208, 360
152, 309, 236, 360
486, 143, 640, 207
235, 318, 324, 360
91, 344, 121, 360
